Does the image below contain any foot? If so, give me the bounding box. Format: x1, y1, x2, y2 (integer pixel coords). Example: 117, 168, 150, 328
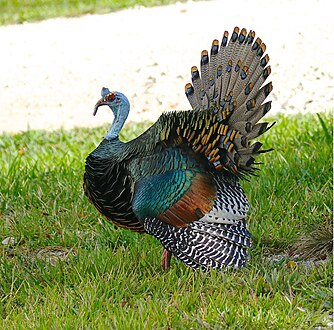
161, 249, 172, 271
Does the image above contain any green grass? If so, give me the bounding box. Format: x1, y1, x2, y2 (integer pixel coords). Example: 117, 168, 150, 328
0, 0, 183, 25
0, 112, 333, 329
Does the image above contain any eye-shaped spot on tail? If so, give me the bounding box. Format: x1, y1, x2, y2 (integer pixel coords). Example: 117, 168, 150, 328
185, 83, 194, 96
246, 99, 256, 111
191, 66, 200, 80
246, 30, 255, 44
235, 60, 242, 73
241, 66, 249, 80
245, 83, 253, 95
217, 65, 223, 79
201, 50, 209, 65
222, 31, 229, 47
252, 37, 262, 51
257, 43, 266, 57
231, 27, 239, 42
226, 60, 232, 72
263, 66, 271, 79
239, 28, 247, 43
211, 39, 219, 56
263, 82, 273, 97
260, 54, 270, 67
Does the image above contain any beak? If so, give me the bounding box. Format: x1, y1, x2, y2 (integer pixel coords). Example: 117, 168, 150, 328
93, 99, 106, 116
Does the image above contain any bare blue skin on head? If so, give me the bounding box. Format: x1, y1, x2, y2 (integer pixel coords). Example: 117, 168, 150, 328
94, 88, 130, 141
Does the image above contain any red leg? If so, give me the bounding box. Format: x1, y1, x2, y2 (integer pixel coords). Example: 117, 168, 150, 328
161, 249, 172, 271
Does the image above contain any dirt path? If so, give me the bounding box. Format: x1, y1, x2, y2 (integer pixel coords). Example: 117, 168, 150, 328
0, 0, 332, 134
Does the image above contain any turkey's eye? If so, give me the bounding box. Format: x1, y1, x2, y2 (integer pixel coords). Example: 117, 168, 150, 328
105, 92, 116, 102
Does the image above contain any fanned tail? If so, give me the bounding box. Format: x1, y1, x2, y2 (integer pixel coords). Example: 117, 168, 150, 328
184, 27, 274, 176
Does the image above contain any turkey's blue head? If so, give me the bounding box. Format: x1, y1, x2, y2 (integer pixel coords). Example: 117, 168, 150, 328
93, 87, 130, 116
93, 87, 130, 140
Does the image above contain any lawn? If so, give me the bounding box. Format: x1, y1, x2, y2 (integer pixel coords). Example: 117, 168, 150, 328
0, 0, 183, 25
0, 112, 332, 329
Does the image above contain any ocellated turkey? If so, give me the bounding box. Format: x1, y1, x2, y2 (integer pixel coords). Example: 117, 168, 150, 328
84, 27, 274, 271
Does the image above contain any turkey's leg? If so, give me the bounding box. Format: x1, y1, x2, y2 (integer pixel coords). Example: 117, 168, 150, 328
161, 249, 172, 271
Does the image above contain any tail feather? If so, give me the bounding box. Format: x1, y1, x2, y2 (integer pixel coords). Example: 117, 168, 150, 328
246, 101, 272, 125
209, 39, 220, 85
183, 27, 273, 176
246, 121, 275, 140
190, 66, 206, 109
217, 30, 232, 98
185, 83, 198, 110
200, 50, 210, 94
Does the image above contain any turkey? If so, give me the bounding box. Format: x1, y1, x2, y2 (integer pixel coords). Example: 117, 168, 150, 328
84, 27, 274, 271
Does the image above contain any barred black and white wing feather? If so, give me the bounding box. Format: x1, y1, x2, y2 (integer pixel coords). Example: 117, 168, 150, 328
144, 176, 252, 270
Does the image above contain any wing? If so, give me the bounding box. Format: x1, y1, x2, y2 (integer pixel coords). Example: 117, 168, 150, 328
128, 147, 216, 228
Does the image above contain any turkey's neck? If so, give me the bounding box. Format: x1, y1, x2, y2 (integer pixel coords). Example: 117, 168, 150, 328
105, 102, 129, 141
